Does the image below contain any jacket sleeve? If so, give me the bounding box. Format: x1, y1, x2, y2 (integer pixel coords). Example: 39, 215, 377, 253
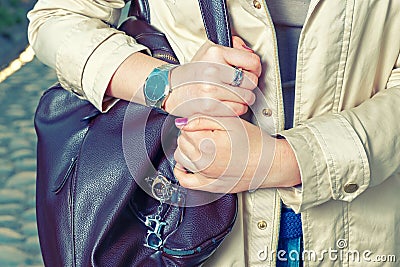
27, 0, 149, 111
277, 52, 400, 213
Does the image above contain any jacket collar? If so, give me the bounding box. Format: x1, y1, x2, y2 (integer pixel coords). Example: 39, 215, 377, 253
305, 0, 322, 26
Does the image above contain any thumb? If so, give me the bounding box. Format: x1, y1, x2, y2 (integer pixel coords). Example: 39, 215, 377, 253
175, 116, 226, 132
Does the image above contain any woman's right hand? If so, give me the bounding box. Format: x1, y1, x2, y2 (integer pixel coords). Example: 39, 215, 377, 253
164, 37, 262, 117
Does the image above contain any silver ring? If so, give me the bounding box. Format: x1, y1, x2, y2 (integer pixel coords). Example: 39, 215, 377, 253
230, 67, 244, 87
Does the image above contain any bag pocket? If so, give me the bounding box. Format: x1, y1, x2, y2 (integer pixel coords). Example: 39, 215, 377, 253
52, 156, 78, 194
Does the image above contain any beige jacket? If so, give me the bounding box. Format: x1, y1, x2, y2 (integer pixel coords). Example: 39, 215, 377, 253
28, 0, 400, 266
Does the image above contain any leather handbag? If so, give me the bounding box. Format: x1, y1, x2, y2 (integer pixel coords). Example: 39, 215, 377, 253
34, 0, 237, 266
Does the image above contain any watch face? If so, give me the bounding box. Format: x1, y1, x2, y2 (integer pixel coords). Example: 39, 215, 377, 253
145, 74, 167, 102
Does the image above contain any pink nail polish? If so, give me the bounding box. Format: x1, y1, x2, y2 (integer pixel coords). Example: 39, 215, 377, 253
175, 117, 188, 127
242, 44, 254, 53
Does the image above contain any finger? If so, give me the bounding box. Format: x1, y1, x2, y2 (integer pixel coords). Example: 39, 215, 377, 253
178, 116, 226, 131
176, 133, 201, 161
232, 36, 254, 53
173, 166, 219, 191
232, 36, 246, 50
169, 96, 248, 117
196, 82, 256, 105
202, 63, 258, 90
195, 100, 249, 117
176, 135, 218, 176
179, 130, 219, 157
180, 116, 246, 134
174, 162, 187, 172
178, 130, 216, 168
221, 102, 248, 116
222, 70, 258, 91
193, 42, 261, 77
174, 147, 200, 173
219, 68, 259, 91
174, 167, 240, 193
173, 62, 258, 102
221, 47, 262, 77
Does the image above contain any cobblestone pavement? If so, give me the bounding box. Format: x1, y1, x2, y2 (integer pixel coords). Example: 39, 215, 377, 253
0, 58, 57, 266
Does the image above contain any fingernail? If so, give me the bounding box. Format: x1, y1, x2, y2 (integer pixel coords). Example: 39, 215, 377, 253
175, 117, 188, 127
242, 44, 254, 53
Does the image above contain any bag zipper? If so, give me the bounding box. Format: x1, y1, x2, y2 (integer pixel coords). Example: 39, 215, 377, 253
153, 52, 179, 64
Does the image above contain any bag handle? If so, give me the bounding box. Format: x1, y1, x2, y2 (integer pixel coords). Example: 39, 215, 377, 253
129, 0, 232, 47
197, 0, 232, 48
129, 0, 150, 24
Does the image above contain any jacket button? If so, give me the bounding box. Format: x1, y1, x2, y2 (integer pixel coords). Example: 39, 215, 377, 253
262, 108, 272, 117
257, 220, 267, 230
344, 183, 359, 193
253, 0, 262, 9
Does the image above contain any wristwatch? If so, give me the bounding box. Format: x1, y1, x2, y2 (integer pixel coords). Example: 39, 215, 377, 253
143, 64, 177, 110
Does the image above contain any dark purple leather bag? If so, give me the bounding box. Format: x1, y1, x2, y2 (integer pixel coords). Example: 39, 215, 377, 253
34, 0, 237, 266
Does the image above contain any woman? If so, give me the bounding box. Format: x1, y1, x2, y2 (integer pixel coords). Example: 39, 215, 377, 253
28, 0, 400, 266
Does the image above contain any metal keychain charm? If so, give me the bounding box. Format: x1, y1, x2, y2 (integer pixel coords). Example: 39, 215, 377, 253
144, 205, 168, 250
151, 174, 172, 201
144, 174, 170, 249
145, 174, 186, 205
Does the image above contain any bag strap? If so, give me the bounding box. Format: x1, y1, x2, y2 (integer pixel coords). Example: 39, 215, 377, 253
197, 0, 232, 47
129, 0, 232, 47
129, 0, 150, 24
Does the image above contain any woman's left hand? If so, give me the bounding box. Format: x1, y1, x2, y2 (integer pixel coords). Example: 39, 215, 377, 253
173, 116, 300, 193
173, 116, 269, 193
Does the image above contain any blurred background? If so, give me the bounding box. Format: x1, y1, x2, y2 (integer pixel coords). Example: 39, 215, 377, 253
1, 0, 35, 68
0, 0, 57, 266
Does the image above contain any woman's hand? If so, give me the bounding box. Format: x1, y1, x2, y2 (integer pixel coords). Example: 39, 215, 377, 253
164, 37, 262, 117
173, 116, 301, 193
